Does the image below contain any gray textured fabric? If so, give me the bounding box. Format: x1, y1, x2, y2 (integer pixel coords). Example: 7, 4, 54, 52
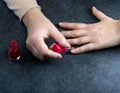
0, 0, 120, 93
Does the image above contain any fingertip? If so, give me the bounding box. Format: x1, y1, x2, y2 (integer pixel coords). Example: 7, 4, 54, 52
92, 6, 97, 14
59, 22, 63, 25
59, 22, 64, 27
55, 53, 62, 59
49, 43, 56, 49
54, 52, 62, 58
92, 6, 104, 20
70, 49, 77, 54
51, 28, 70, 48
49, 50, 62, 59
60, 39, 71, 48
56, 33, 71, 48
92, 6, 96, 10
59, 22, 68, 27
56, 54, 62, 59
66, 42, 71, 48
59, 55, 62, 58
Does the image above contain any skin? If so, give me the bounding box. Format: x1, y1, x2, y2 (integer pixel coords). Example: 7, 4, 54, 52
59, 7, 120, 54
22, 7, 70, 60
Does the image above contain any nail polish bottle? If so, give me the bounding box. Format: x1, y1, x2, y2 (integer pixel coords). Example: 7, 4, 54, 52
51, 43, 74, 53
8, 40, 21, 61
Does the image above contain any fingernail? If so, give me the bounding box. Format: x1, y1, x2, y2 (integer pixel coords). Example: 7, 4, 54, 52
70, 49, 76, 53
66, 43, 71, 47
62, 39, 71, 47
58, 55, 62, 58
65, 44, 71, 48
59, 22, 63, 25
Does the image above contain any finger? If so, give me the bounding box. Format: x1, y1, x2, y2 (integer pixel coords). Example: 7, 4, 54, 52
50, 28, 71, 48
92, 6, 113, 20
61, 30, 87, 38
71, 43, 96, 54
31, 47, 46, 61
44, 50, 62, 59
26, 45, 46, 61
34, 38, 62, 60
49, 43, 56, 49
67, 37, 91, 45
34, 49, 62, 61
59, 22, 87, 29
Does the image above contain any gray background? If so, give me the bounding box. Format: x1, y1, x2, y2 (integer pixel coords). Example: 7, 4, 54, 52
0, 0, 120, 93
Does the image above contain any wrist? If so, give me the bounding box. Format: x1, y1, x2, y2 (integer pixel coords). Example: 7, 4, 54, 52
22, 7, 46, 29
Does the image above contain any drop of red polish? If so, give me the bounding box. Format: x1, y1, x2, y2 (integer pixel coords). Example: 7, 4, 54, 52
8, 40, 20, 61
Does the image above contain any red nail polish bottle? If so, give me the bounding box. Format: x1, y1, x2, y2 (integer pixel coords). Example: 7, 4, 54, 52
51, 43, 72, 53
52, 44, 63, 53
8, 40, 21, 61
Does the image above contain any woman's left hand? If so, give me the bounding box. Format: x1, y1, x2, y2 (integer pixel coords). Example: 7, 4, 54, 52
59, 7, 120, 54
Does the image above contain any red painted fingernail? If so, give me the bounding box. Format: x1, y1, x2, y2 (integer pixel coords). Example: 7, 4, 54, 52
8, 40, 21, 61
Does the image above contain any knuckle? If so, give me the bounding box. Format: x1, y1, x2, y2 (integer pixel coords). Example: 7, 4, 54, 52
25, 39, 29, 45
26, 38, 32, 47
74, 24, 81, 28
78, 38, 82, 43
95, 41, 102, 50
40, 57, 45, 61
35, 52, 46, 61
42, 51, 49, 57
91, 43, 97, 50
72, 39, 78, 44
25, 40, 31, 50
74, 30, 80, 36
82, 44, 94, 52
85, 45, 91, 50
37, 55, 45, 61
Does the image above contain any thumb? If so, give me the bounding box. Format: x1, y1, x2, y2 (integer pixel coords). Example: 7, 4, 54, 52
92, 6, 112, 20
50, 29, 71, 48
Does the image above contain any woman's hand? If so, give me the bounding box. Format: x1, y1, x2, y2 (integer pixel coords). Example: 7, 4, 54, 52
22, 7, 70, 60
59, 7, 120, 54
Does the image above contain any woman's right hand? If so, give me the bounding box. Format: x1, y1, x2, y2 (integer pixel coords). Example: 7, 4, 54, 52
22, 7, 70, 60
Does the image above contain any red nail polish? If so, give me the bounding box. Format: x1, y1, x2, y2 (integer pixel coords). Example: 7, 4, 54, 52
51, 43, 73, 53
8, 40, 21, 61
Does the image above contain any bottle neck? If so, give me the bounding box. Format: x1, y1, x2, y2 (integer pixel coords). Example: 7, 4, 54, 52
11, 40, 18, 50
